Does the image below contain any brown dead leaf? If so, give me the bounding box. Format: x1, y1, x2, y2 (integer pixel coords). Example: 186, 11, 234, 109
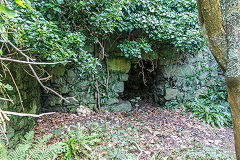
100, 151, 108, 156
150, 138, 156, 144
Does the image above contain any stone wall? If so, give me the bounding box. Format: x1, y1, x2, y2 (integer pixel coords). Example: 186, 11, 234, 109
0, 64, 41, 145
42, 46, 225, 113
1, 44, 225, 146
42, 61, 132, 113
159, 48, 225, 105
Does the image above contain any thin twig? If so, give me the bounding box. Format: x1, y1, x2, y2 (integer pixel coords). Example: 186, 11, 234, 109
0, 57, 70, 65
1, 35, 34, 61
28, 64, 69, 102
0, 97, 13, 102
138, 60, 147, 86
97, 39, 105, 60
2, 63, 24, 111
133, 141, 143, 160
95, 80, 101, 111
0, 110, 55, 118
105, 57, 109, 91
2, 34, 69, 103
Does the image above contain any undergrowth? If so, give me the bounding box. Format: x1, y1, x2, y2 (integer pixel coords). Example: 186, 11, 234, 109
153, 143, 233, 160
0, 131, 62, 160
186, 81, 232, 128
0, 119, 233, 160
58, 121, 138, 159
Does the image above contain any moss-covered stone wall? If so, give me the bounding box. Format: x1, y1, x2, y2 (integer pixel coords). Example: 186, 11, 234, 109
0, 63, 41, 146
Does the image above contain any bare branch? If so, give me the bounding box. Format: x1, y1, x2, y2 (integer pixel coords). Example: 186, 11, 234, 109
0, 57, 70, 65
0, 97, 13, 102
2, 63, 24, 111
1, 34, 69, 103
28, 64, 69, 102
0, 109, 55, 118
1, 35, 34, 61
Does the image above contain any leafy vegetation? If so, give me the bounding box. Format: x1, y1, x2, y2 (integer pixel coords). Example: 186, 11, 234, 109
31, 0, 204, 60
60, 123, 102, 159
0, 131, 62, 160
186, 82, 231, 128
155, 143, 233, 160
59, 122, 138, 159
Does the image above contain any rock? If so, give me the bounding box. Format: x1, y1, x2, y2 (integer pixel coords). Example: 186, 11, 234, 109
163, 64, 195, 78
107, 57, 131, 73
109, 73, 119, 83
47, 96, 62, 106
82, 93, 95, 104
164, 88, 178, 100
84, 45, 94, 53
67, 105, 78, 113
113, 82, 124, 93
44, 105, 69, 113
59, 85, 69, 94
119, 74, 129, 82
107, 98, 119, 106
66, 70, 77, 84
75, 80, 89, 91
76, 105, 94, 116
158, 46, 177, 65
111, 101, 132, 112
67, 69, 76, 78
155, 83, 165, 95
51, 65, 66, 77
64, 97, 79, 105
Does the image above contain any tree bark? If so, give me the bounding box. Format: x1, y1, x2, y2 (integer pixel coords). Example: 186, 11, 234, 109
226, 76, 240, 159
197, 0, 240, 159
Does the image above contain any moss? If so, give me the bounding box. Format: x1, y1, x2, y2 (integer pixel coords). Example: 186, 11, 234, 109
107, 57, 131, 73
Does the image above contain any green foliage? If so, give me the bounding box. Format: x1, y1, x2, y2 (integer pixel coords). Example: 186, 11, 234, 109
186, 83, 232, 128
118, 0, 204, 53
9, 4, 86, 61
118, 39, 155, 59
0, 1, 100, 77
60, 123, 102, 159
32, 0, 204, 59
57, 121, 138, 159
155, 143, 233, 160
0, 131, 63, 160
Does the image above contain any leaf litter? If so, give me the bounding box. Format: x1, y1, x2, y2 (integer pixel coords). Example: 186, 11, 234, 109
33, 101, 235, 159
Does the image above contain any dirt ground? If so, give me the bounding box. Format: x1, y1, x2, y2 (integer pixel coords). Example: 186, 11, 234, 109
33, 101, 235, 159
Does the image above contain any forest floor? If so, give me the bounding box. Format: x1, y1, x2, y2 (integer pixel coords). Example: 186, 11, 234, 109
33, 101, 235, 160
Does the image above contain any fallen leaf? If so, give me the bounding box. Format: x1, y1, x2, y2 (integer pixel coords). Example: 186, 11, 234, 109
150, 138, 156, 144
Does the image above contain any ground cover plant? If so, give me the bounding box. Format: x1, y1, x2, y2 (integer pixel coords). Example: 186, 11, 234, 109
29, 104, 235, 160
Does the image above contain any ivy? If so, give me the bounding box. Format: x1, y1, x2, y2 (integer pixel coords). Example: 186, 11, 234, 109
31, 0, 204, 60
118, 39, 155, 59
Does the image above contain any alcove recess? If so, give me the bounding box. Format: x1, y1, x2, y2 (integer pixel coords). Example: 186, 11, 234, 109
122, 59, 166, 106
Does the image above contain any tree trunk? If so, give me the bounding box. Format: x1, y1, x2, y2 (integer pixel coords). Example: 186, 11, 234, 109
226, 77, 240, 159
197, 0, 240, 159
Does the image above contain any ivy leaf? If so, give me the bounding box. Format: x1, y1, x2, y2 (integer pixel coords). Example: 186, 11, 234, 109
15, 0, 26, 8
4, 84, 13, 91
0, 5, 17, 18
0, 24, 8, 42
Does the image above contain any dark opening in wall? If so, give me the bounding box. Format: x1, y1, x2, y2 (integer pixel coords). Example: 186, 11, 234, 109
122, 60, 166, 106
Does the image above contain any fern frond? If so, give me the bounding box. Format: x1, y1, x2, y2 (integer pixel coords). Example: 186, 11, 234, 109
8, 144, 31, 160
0, 143, 8, 160
5, 131, 63, 160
